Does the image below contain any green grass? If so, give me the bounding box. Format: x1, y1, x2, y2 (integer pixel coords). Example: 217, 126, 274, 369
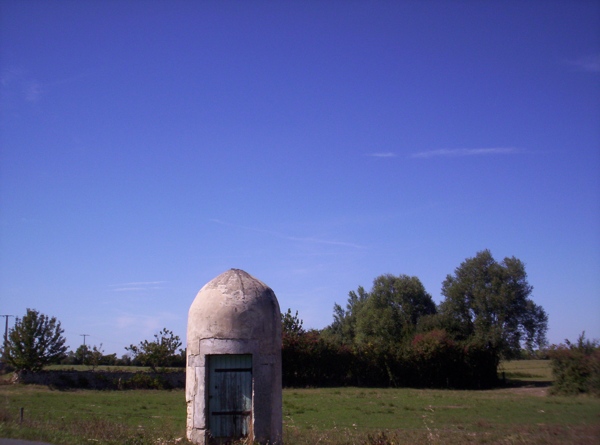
283, 387, 599, 431
0, 385, 187, 444
45, 364, 175, 372
1, 361, 599, 444
498, 359, 553, 382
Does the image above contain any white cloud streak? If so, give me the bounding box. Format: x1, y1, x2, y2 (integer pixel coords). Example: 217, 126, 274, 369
116, 315, 162, 331
567, 54, 600, 73
366, 152, 397, 158
1, 68, 42, 103
114, 312, 179, 339
410, 147, 519, 159
109, 281, 168, 292
209, 219, 364, 249
24, 81, 42, 102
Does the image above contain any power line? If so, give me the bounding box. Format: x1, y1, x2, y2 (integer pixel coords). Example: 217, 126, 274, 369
80, 334, 90, 346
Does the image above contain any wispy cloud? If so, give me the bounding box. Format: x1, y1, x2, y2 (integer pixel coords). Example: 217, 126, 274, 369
109, 281, 168, 292
366, 152, 397, 158
0, 67, 23, 87
24, 81, 42, 102
566, 54, 600, 73
1, 68, 42, 103
210, 219, 364, 249
410, 147, 519, 159
115, 312, 179, 339
2, 67, 91, 106
116, 314, 163, 331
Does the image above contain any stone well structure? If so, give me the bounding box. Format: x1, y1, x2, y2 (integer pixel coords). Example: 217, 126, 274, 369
186, 269, 282, 444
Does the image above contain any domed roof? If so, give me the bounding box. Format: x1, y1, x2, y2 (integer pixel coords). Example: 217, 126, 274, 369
188, 269, 281, 345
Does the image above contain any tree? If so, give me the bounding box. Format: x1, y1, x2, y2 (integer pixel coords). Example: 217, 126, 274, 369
125, 328, 182, 372
323, 275, 436, 349
355, 274, 437, 348
75, 344, 105, 369
282, 308, 305, 338
87, 344, 105, 369
6, 308, 68, 372
323, 285, 369, 346
281, 309, 354, 387
75, 344, 92, 365
439, 250, 548, 364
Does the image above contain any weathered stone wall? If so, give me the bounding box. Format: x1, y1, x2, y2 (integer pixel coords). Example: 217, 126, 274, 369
12, 370, 185, 390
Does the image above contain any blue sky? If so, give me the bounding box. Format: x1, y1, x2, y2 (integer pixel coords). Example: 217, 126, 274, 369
1, 1, 598, 356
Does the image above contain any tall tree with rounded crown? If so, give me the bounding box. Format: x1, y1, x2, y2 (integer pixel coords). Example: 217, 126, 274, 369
440, 250, 548, 364
355, 274, 437, 348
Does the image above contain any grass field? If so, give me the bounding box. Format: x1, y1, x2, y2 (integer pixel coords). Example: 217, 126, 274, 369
1, 360, 599, 444
498, 359, 553, 383
45, 364, 157, 372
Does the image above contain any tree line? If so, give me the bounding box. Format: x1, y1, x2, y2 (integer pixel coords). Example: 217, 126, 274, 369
283, 249, 550, 388
2, 311, 184, 372
4, 250, 596, 392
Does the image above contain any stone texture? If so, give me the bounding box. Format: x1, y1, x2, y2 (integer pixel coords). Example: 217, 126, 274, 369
186, 269, 282, 444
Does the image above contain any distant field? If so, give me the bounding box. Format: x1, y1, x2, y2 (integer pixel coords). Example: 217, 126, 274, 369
45, 364, 169, 372
1, 360, 599, 444
498, 359, 553, 382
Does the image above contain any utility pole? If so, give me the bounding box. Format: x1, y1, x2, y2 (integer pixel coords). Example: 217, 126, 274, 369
0, 315, 14, 361
80, 334, 90, 346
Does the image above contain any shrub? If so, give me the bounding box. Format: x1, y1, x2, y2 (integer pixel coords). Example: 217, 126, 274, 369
281, 327, 502, 389
283, 330, 354, 387
123, 372, 170, 389
404, 330, 460, 388
549, 332, 600, 396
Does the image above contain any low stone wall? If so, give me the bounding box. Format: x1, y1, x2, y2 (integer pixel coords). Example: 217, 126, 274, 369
13, 369, 185, 390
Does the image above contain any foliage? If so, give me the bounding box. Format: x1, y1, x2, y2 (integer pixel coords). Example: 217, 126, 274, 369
324, 275, 436, 349
302, 251, 549, 389
439, 249, 548, 363
74, 344, 91, 365
327, 285, 368, 346
6, 308, 68, 372
356, 274, 436, 348
63, 346, 119, 367
283, 327, 354, 387
284, 312, 498, 388
72, 344, 106, 370
121, 372, 173, 390
282, 308, 305, 337
408, 329, 458, 387
549, 332, 600, 396
125, 328, 182, 372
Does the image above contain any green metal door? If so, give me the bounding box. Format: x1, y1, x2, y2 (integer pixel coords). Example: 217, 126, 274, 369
207, 354, 252, 440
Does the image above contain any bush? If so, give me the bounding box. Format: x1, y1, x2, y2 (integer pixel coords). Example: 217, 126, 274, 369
122, 372, 171, 390
404, 330, 461, 388
281, 328, 502, 389
549, 332, 600, 396
283, 330, 354, 387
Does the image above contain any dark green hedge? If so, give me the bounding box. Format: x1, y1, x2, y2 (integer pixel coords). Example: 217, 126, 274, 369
282, 329, 498, 389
